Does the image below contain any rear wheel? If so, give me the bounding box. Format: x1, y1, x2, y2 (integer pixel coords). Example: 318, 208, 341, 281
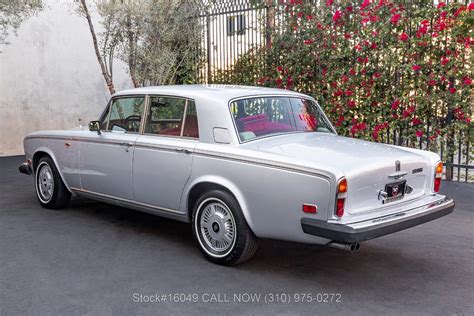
35, 156, 71, 209
192, 190, 259, 265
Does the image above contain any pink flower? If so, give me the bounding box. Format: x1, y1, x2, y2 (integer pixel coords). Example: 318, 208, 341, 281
412, 117, 421, 126
372, 130, 379, 140
454, 6, 466, 17
437, 2, 446, 9
391, 100, 400, 110
333, 10, 342, 23
399, 33, 409, 41
416, 130, 423, 138
428, 80, 437, 86
441, 57, 449, 65
390, 14, 401, 24
449, 87, 456, 94
361, 0, 370, 9
277, 66, 283, 72
463, 77, 472, 85
345, 90, 354, 96
304, 39, 314, 45
373, 72, 381, 78
326, 0, 334, 6
335, 115, 345, 127
469, 3, 474, 11
412, 65, 422, 71
275, 78, 282, 86
348, 100, 357, 108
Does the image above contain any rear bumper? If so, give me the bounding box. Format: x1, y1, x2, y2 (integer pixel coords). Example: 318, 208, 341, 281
301, 197, 454, 243
19, 162, 32, 175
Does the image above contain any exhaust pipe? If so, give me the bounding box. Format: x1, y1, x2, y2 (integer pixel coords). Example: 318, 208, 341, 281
328, 242, 360, 253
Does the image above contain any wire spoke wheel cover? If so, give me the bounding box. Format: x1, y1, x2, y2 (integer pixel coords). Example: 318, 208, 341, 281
197, 198, 236, 257
36, 162, 54, 203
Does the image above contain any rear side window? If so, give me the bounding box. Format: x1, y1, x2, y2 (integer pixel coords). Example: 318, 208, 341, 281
144, 96, 199, 139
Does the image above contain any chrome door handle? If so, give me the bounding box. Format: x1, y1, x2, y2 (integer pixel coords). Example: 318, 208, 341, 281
120, 142, 132, 152
175, 148, 192, 154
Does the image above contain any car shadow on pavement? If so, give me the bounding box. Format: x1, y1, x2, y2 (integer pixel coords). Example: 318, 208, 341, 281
65, 196, 445, 281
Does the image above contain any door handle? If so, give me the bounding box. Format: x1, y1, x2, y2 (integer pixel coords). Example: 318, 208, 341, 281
175, 148, 192, 154
120, 142, 133, 152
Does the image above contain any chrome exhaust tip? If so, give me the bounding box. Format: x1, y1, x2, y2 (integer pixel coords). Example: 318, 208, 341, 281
328, 242, 360, 253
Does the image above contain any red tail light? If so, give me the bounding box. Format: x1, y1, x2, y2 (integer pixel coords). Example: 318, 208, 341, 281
434, 162, 442, 193
434, 177, 441, 193
335, 177, 347, 218
336, 198, 345, 217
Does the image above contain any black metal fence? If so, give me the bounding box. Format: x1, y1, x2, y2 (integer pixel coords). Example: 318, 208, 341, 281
196, 0, 473, 182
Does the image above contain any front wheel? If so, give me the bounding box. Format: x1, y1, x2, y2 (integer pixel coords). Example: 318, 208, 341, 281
192, 190, 259, 265
35, 156, 71, 209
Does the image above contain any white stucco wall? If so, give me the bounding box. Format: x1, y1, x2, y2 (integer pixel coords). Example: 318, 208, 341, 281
0, 0, 132, 156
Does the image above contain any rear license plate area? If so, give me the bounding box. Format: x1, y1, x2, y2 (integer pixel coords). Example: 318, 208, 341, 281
383, 180, 406, 204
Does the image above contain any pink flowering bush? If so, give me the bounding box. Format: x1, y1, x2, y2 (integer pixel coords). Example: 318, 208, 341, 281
217, 1, 473, 153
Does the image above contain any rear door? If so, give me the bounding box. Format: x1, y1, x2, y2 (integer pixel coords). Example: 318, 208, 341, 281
133, 96, 199, 212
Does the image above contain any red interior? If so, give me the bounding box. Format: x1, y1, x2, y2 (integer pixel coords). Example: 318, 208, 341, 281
238, 114, 293, 136
159, 114, 199, 137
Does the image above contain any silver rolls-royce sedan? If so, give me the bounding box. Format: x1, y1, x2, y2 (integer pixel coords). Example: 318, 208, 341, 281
19, 85, 454, 265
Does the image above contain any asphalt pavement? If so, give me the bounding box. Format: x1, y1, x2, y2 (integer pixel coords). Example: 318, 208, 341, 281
1, 155, 473, 315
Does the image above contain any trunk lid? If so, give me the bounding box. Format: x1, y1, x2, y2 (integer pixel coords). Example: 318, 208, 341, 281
243, 133, 432, 215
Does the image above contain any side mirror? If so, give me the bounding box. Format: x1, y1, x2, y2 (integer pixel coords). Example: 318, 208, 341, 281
89, 121, 101, 135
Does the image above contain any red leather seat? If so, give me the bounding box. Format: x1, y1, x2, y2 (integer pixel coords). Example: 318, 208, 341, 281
159, 115, 198, 138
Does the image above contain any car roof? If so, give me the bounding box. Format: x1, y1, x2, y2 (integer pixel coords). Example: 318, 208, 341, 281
113, 84, 309, 102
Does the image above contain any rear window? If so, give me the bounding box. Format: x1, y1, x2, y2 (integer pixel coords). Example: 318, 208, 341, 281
230, 97, 334, 142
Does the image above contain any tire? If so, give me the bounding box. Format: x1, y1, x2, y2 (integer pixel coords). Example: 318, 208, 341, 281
35, 156, 71, 209
192, 189, 259, 265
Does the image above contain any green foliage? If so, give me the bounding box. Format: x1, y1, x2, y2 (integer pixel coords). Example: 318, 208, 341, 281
216, 1, 473, 154
94, 0, 203, 86
0, 0, 43, 50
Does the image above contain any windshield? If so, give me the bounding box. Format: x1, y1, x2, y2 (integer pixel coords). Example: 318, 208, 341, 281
230, 97, 335, 142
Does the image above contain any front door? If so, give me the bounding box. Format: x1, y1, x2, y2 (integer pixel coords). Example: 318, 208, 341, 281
79, 95, 146, 200
133, 96, 199, 211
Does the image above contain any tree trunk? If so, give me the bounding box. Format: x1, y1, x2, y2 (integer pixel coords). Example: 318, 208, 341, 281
126, 14, 139, 88
79, 0, 115, 94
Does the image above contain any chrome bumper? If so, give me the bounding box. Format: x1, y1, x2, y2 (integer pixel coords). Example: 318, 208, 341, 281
301, 197, 455, 243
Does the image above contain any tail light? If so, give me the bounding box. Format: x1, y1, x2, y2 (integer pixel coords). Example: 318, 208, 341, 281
335, 177, 347, 218
434, 161, 443, 193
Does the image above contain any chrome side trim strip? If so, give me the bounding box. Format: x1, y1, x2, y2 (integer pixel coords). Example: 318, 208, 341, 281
70, 187, 185, 215
26, 136, 331, 179
193, 148, 331, 180
25, 136, 129, 147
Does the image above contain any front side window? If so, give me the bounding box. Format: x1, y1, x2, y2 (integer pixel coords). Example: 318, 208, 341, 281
144, 96, 199, 139
230, 97, 334, 142
101, 96, 145, 133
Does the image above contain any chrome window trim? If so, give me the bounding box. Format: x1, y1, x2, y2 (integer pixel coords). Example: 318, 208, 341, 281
100, 94, 147, 135
227, 94, 337, 144
141, 94, 199, 140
